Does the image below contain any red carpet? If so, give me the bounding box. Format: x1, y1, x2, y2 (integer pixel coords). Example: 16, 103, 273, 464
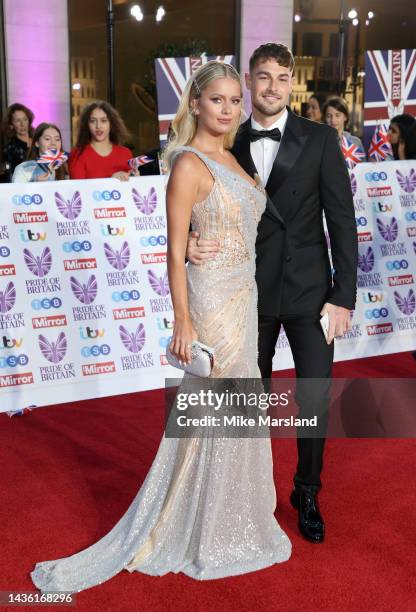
1, 351, 415, 611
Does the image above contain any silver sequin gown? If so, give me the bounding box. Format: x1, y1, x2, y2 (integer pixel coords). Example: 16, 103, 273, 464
30, 146, 291, 593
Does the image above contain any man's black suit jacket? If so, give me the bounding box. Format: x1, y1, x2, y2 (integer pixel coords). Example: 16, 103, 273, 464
232, 109, 358, 317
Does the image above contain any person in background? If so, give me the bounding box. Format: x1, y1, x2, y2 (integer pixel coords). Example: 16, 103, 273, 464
323, 96, 365, 160
69, 101, 133, 181
388, 114, 416, 160
1, 103, 35, 180
306, 93, 326, 123
12, 122, 68, 183
404, 122, 416, 160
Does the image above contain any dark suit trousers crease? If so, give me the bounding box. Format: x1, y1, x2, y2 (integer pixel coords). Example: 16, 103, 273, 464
258, 312, 334, 495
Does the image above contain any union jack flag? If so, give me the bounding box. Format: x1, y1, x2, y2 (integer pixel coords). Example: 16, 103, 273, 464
363, 48, 416, 148
155, 55, 235, 143
37, 148, 68, 171
128, 155, 154, 172
340, 135, 366, 169
367, 123, 394, 162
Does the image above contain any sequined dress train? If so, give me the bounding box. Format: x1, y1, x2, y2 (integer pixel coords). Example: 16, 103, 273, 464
30, 146, 291, 593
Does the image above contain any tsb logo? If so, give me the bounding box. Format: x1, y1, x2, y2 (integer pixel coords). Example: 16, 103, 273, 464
12, 194, 43, 206
62, 240, 93, 253
405, 211, 416, 222
362, 292, 383, 303
365, 171, 388, 182
365, 308, 389, 320
356, 217, 367, 227
81, 344, 111, 358
0, 246, 10, 257
0, 354, 29, 367
159, 336, 172, 348
140, 235, 167, 247
112, 289, 140, 302
31, 297, 62, 310
93, 190, 121, 202
386, 260, 409, 270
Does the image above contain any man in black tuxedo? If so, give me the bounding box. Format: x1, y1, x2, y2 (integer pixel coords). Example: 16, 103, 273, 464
187, 43, 358, 543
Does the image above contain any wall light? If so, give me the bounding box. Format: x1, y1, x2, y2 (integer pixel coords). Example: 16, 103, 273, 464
130, 4, 144, 21
156, 6, 165, 22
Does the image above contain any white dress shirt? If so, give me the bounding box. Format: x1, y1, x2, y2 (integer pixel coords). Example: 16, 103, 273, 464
250, 108, 289, 185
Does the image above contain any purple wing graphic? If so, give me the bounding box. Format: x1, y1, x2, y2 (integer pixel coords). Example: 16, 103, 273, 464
70, 275, 97, 304
23, 247, 52, 277
132, 187, 157, 214
104, 241, 130, 270
350, 173, 357, 197
396, 169, 416, 194
55, 190, 82, 220
119, 323, 146, 353
376, 217, 398, 242
394, 289, 415, 315
38, 332, 67, 363
0, 281, 16, 313
147, 269, 170, 296
357, 247, 374, 273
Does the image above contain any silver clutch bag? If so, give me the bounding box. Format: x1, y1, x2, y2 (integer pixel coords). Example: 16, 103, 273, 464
166, 341, 214, 377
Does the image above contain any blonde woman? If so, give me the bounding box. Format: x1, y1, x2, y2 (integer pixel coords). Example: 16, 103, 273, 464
30, 61, 291, 593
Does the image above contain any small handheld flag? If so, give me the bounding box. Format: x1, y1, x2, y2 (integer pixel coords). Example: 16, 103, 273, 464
37, 148, 69, 172
368, 124, 394, 161
128, 156, 154, 172
340, 135, 366, 169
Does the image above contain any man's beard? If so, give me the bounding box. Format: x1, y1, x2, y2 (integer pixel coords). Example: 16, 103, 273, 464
252, 97, 286, 117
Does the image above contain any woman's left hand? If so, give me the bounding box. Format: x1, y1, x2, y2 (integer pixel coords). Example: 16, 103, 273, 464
112, 171, 130, 181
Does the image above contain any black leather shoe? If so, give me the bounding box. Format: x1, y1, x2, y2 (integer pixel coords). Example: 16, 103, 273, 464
290, 489, 325, 543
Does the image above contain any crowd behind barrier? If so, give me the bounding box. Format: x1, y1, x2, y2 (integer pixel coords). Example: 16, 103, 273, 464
1, 96, 416, 187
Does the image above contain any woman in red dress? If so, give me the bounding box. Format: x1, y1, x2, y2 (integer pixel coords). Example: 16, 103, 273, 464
69, 101, 133, 181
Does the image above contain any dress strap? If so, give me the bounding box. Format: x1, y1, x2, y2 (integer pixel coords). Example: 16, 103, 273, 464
170, 145, 217, 178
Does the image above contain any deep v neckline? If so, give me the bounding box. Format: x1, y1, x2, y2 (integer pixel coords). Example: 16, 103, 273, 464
184, 146, 260, 190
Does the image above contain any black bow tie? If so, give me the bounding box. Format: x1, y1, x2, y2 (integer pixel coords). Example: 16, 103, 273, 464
248, 127, 281, 142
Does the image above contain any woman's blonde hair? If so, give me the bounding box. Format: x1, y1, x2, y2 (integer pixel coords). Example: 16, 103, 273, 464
163, 60, 242, 168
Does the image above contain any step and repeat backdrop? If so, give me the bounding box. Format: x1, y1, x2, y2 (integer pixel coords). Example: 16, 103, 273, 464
0, 162, 415, 412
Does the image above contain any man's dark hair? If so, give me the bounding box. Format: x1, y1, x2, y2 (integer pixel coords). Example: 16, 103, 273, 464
249, 43, 295, 73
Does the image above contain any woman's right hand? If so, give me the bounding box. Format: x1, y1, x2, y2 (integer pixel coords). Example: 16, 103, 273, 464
36, 171, 51, 182
169, 319, 198, 365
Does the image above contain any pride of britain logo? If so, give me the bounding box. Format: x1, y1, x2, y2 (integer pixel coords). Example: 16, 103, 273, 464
70, 274, 106, 322
55, 191, 90, 237
357, 247, 383, 288
133, 187, 165, 231
38, 331, 76, 380
396, 168, 416, 208
394, 289, 416, 331
118, 322, 154, 370
377, 217, 407, 258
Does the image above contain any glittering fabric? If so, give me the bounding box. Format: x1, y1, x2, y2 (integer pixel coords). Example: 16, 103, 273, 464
30, 146, 291, 594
